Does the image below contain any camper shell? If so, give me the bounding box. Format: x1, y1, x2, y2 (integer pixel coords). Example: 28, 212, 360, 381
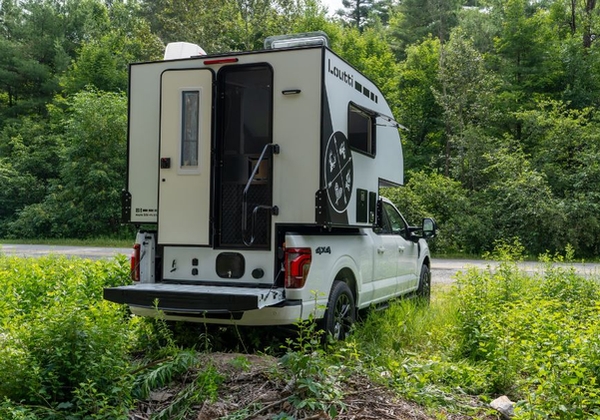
104, 35, 435, 334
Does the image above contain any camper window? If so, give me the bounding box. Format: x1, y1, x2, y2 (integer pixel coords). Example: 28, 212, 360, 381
348, 103, 375, 156
181, 90, 200, 168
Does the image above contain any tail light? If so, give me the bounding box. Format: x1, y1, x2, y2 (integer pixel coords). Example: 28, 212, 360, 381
284, 247, 311, 288
130, 243, 141, 282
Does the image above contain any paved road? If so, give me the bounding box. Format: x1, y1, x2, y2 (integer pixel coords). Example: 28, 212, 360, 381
0, 244, 132, 260
2, 244, 599, 284
432, 258, 600, 284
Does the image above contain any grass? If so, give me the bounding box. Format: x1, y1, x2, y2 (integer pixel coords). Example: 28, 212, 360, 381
2, 241, 600, 419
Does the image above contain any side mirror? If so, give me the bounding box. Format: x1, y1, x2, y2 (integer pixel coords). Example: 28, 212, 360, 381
422, 217, 437, 239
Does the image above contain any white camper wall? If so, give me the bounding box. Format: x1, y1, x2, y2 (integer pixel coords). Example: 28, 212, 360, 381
269, 48, 322, 224
322, 50, 403, 226
128, 59, 217, 224
127, 47, 402, 230
127, 49, 324, 226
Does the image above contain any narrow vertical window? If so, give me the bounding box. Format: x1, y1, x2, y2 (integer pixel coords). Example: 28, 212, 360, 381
181, 91, 200, 168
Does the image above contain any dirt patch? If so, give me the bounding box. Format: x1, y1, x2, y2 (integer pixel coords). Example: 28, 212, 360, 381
130, 352, 487, 420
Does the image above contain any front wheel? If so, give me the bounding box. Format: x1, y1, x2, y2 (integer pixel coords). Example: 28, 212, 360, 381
416, 264, 431, 304
322, 281, 355, 340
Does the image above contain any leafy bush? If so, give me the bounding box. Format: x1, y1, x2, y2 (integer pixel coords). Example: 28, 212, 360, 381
451, 243, 600, 417
351, 241, 600, 418
382, 170, 483, 254
0, 255, 137, 418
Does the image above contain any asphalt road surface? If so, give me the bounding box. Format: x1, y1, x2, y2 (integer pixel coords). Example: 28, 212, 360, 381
1, 244, 599, 284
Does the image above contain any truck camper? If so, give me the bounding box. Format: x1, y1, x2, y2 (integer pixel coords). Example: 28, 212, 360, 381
104, 32, 437, 338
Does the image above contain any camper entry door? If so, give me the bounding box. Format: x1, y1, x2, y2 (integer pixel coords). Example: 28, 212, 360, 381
158, 69, 213, 245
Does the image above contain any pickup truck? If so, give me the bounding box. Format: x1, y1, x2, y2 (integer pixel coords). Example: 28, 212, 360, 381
102, 33, 437, 338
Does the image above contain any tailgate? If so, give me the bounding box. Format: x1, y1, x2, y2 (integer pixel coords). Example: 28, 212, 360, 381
104, 284, 285, 313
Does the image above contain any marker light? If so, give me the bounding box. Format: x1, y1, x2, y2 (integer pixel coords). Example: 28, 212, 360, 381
264, 31, 330, 49
204, 57, 239, 65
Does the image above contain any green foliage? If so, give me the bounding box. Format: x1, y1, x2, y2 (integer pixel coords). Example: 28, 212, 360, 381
383, 171, 481, 254
8, 89, 127, 239
0, 255, 138, 418
277, 318, 357, 418
452, 243, 600, 417
351, 242, 600, 418
396, 38, 443, 171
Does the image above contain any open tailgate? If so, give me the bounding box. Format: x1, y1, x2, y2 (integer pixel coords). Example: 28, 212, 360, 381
104, 284, 285, 313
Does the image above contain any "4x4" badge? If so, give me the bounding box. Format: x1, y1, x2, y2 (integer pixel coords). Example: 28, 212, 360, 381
316, 246, 331, 255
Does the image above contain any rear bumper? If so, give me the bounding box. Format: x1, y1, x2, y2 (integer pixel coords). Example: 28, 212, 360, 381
129, 302, 303, 326
104, 283, 286, 312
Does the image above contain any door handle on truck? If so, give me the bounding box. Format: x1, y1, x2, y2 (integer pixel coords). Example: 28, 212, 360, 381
377, 247, 385, 254
398, 246, 405, 253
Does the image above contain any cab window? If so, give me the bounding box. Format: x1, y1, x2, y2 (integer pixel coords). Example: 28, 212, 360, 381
382, 202, 409, 238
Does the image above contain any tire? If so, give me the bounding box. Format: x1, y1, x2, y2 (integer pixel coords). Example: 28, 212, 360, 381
322, 280, 356, 340
416, 264, 431, 304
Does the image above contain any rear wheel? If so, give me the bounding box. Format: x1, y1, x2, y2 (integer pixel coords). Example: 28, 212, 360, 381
322, 281, 355, 340
416, 264, 431, 304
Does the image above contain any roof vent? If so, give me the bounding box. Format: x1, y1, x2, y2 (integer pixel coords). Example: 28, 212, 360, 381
163, 42, 207, 60
264, 31, 330, 50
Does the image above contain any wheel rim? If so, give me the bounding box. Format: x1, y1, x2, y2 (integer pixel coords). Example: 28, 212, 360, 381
420, 269, 431, 300
332, 293, 353, 340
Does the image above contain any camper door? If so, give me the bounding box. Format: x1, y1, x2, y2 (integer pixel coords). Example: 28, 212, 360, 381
158, 69, 213, 245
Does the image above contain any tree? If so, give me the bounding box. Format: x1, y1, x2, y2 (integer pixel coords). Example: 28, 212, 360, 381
396, 38, 444, 172
434, 30, 500, 185
0, 116, 62, 235
491, 0, 563, 117
8, 90, 128, 238
139, 0, 314, 53
478, 145, 564, 255
390, 0, 461, 59
336, 0, 392, 30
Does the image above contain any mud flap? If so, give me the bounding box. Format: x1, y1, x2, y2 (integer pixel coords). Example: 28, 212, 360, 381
104, 284, 285, 313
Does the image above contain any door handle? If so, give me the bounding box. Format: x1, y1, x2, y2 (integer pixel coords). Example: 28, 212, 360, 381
377, 247, 385, 254
398, 246, 405, 253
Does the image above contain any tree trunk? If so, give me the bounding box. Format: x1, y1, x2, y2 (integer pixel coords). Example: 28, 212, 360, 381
583, 0, 597, 48
570, 0, 576, 35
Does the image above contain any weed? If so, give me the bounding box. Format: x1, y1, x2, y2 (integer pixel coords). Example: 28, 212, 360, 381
153, 364, 223, 420
132, 350, 198, 400
277, 317, 353, 418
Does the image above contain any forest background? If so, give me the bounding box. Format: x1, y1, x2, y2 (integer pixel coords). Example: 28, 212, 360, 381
0, 0, 599, 258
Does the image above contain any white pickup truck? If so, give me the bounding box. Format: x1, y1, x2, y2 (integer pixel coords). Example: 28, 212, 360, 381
103, 33, 437, 338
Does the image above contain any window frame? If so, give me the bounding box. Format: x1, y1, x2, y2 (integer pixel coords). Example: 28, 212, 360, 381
178, 88, 202, 174
347, 102, 376, 157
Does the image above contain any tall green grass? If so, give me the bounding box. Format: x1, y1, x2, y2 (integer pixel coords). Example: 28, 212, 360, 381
351, 243, 600, 418
0, 255, 138, 419
3, 244, 600, 419
0, 255, 234, 420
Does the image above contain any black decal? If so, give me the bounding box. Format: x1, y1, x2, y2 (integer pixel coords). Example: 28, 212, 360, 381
316, 246, 332, 255
324, 131, 353, 213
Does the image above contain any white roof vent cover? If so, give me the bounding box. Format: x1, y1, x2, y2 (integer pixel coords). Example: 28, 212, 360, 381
163, 42, 207, 60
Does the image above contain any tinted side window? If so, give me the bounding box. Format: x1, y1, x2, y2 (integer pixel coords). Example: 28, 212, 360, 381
347, 103, 375, 156
383, 202, 408, 238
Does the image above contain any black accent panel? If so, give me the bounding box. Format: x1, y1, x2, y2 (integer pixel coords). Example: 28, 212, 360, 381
369, 191, 377, 224
216, 252, 245, 279
215, 64, 273, 249
356, 188, 368, 223
121, 189, 132, 223
220, 184, 269, 246
104, 287, 260, 312
315, 189, 327, 226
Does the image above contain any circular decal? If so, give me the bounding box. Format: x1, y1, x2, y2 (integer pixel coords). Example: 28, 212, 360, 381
324, 131, 353, 213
